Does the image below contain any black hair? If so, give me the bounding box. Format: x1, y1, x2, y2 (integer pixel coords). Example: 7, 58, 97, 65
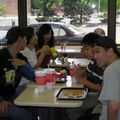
82, 32, 101, 47
37, 24, 54, 49
22, 27, 34, 45
94, 36, 120, 57
6, 27, 25, 44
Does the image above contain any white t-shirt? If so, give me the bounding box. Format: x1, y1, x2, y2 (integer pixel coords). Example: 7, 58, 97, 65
21, 47, 37, 67
99, 59, 120, 120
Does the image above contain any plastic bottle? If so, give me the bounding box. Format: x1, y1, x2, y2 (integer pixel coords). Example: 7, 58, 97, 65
69, 62, 77, 83
61, 56, 65, 64
63, 42, 66, 52
61, 43, 64, 52
64, 57, 68, 65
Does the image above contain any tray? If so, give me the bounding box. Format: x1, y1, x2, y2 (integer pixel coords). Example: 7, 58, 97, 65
56, 87, 88, 100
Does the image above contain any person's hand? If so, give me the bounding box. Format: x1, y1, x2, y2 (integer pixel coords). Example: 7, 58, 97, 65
69, 65, 77, 76
70, 64, 85, 77
8, 59, 26, 67
70, 65, 86, 82
0, 100, 9, 113
41, 45, 50, 54
77, 64, 86, 77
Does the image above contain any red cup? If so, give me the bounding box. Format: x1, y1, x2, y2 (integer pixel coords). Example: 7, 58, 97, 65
69, 66, 77, 76
44, 68, 56, 83
35, 71, 46, 85
46, 73, 53, 82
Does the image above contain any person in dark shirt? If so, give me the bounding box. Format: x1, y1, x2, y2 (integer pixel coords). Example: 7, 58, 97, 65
66, 33, 104, 120
0, 27, 36, 120
36, 24, 55, 68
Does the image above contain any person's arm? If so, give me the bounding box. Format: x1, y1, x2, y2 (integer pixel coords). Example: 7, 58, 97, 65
33, 45, 50, 69
9, 58, 35, 81
0, 95, 9, 113
36, 49, 42, 56
107, 100, 120, 120
72, 65, 102, 92
0, 100, 10, 113
19, 63, 35, 81
77, 77, 102, 92
33, 51, 46, 69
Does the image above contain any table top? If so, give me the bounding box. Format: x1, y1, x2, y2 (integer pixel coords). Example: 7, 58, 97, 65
14, 76, 84, 108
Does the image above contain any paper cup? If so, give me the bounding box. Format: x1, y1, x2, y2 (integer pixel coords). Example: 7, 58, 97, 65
46, 82, 54, 90
35, 71, 46, 85
71, 76, 77, 83
37, 85, 45, 92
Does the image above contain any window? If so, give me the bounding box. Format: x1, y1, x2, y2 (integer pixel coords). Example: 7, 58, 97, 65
59, 28, 66, 36
29, 0, 108, 45
0, 0, 18, 45
52, 26, 60, 37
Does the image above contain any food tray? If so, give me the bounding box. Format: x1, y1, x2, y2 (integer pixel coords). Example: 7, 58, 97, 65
56, 87, 88, 100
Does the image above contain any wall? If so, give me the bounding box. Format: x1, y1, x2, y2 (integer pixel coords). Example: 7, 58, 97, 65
0, 0, 31, 16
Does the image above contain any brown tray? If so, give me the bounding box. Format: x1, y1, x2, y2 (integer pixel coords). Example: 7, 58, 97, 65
56, 87, 88, 100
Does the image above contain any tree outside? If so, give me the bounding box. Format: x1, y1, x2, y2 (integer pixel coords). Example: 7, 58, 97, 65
0, 0, 120, 44
0, 3, 5, 16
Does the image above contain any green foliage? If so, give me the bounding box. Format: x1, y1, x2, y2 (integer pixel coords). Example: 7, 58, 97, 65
63, 0, 93, 24
32, 0, 120, 24
0, 4, 5, 16
117, 0, 120, 13
99, 0, 107, 12
31, 0, 43, 9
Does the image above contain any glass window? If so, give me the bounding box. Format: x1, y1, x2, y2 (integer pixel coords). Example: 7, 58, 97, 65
28, 0, 108, 45
52, 26, 60, 37
59, 28, 66, 36
0, 0, 18, 46
52, 26, 67, 37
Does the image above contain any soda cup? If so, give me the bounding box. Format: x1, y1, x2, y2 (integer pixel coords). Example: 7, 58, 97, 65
35, 71, 47, 92
44, 68, 56, 89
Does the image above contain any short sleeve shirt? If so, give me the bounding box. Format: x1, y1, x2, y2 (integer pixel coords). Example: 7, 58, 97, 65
21, 47, 37, 67
99, 59, 120, 120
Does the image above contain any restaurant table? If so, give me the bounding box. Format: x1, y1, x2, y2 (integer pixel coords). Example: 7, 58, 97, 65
14, 76, 84, 108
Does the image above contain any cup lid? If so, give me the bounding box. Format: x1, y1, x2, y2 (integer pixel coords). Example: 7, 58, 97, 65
35, 71, 46, 76
44, 68, 56, 74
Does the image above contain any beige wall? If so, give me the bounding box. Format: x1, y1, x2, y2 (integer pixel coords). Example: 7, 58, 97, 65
0, 0, 31, 16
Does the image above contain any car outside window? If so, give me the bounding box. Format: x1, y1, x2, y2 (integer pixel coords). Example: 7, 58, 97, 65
52, 26, 59, 37
59, 28, 66, 36
68, 26, 81, 35
52, 26, 66, 37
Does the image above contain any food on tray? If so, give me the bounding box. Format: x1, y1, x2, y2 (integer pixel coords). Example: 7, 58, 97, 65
58, 89, 84, 99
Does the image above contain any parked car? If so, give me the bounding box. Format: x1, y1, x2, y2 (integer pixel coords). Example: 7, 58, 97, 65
0, 22, 85, 46
29, 22, 85, 45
